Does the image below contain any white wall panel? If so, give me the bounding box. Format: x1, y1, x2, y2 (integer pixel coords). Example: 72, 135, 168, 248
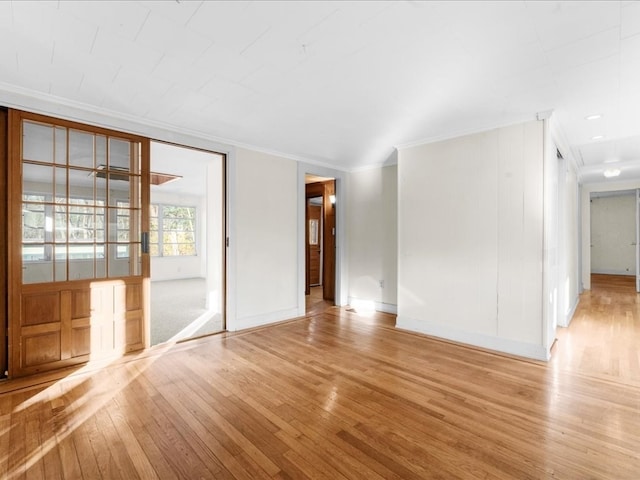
397, 120, 546, 359
558, 156, 580, 327
347, 165, 397, 311
232, 148, 298, 328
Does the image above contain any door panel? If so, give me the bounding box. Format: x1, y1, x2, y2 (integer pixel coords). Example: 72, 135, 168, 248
9, 110, 149, 378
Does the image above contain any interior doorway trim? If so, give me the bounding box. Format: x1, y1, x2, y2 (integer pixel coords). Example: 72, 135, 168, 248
581, 181, 640, 290
297, 162, 347, 316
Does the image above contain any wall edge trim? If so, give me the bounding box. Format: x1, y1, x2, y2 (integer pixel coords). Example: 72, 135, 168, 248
395, 315, 549, 361
230, 307, 300, 332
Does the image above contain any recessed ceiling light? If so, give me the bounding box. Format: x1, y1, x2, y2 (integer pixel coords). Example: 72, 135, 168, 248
603, 168, 621, 178
591, 135, 605, 140
585, 114, 602, 120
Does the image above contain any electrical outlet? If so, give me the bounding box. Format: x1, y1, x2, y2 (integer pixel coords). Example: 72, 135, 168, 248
379, 280, 384, 288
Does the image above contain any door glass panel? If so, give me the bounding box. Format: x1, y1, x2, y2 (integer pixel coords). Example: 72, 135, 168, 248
69, 168, 93, 203
23, 163, 53, 196
69, 244, 95, 280
23, 245, 53, 284
96, 134, 107, 169
23, 122, 54, 163
109, 138, 131, 171
22, 202, 46, 244
21, 120, 143, 284
96, 175, 107, 206
54, 166, 67, 200
54, 205, 67, 242
96, 245, 106, 278
55, 127, 67, 164
69, 129, 94, 168
108, 244, 127, 277
109, 181, 131, 207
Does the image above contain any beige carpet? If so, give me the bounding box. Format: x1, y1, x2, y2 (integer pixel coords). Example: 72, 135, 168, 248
150, 278, 223, 346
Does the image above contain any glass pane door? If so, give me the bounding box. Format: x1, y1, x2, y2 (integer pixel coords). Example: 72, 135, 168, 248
21, 120, 142, 284
9, 110, 149, 378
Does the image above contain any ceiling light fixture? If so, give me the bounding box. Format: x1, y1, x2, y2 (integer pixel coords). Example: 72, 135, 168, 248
585, 114, 602, 120
591, 135, 605, 140
603, 168, 621, 178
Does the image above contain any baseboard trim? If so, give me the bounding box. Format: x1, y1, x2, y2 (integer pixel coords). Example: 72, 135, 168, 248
395, 316, 549, 361
231, 307, 301, 332
591, 269, 635, 276
376, 302, 398, 315
348, 296, 397, 315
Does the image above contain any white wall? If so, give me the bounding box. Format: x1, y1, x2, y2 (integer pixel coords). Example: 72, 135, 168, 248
542, 117, 559, 353
557, 155, 580, 327
590, 193, 636, 275
347, 165, 397, 313
397, 120, 548, 360
229, 147, 299, 330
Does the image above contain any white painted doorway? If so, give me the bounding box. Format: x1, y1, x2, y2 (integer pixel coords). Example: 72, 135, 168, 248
149, 141, 225, 345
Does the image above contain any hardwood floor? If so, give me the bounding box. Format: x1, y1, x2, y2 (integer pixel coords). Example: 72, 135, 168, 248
1, 275, 639, 479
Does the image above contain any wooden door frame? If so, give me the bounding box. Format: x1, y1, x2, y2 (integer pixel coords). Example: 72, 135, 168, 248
0, 108, 7, 378
305, 180, 335, 301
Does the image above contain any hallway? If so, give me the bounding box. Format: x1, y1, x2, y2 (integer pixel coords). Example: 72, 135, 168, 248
551, 274, 640, 384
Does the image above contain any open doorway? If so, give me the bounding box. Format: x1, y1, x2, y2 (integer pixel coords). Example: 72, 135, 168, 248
305, 174, 335, 312
590, 190, 637, 283
149, 141, 225, 346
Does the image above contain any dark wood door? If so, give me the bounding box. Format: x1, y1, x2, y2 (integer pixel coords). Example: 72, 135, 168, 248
8, 110, 150, 378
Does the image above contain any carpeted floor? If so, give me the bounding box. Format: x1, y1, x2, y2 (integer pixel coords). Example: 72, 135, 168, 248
150, 278, 223, 346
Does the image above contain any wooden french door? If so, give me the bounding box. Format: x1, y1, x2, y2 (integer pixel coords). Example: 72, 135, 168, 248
8, 110, 150, 378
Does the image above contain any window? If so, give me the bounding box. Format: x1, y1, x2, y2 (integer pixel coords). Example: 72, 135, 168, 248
150, 204, 197, 257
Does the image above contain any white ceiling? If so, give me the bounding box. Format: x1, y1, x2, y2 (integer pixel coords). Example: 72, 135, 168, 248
2, 1, 640, 184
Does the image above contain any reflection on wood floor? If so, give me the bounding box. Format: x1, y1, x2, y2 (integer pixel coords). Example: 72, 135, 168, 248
0, 274, 638, 478
551, 274, 640, 383
305, 285, 334, 315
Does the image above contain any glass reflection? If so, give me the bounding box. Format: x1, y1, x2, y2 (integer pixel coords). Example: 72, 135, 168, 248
23, 121, 53, 163
23, 163, 53, 196
109, 138, 131, 171
69, 129, 94, 168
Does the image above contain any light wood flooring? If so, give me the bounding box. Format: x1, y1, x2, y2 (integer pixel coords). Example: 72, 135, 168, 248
0, 275, 639, 478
